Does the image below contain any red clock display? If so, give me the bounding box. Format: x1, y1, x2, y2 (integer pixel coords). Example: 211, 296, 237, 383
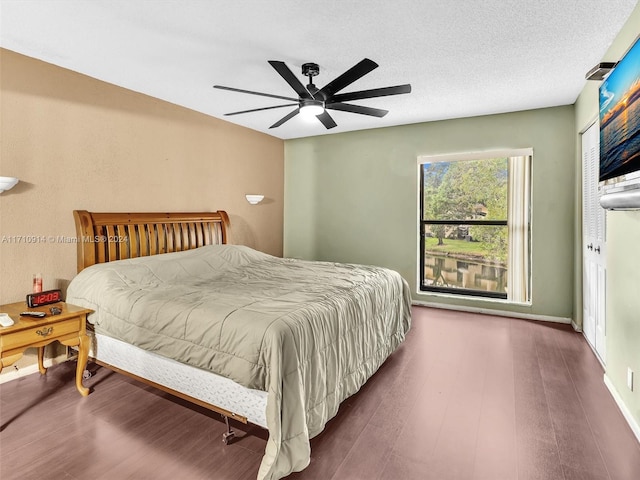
26, 289, 63, 308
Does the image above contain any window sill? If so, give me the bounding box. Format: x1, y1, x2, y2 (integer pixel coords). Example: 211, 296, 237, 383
415, 289, 531, 307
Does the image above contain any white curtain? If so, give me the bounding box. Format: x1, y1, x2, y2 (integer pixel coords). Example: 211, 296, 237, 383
507, 155, 531, 303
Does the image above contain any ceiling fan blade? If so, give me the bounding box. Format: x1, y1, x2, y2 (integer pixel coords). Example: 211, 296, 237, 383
213, 85, 298, 102
332, 84, 412, 103
317, 58, 378, 99
270, 108, 300, 128
224, 103, 299, 116
326, 102, 388, 117
316, 111, 337, 129
268, 61, 313, 99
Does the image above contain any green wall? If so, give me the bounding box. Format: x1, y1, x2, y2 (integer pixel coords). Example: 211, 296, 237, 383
285, 106, 576, 320
607, 213, 640, 425
574, 3, 640, 432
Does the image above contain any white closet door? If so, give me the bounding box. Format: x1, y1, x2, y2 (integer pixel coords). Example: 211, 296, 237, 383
581, 121, 606, 364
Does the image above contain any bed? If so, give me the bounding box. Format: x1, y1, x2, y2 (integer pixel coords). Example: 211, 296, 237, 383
67, 210, 412, 480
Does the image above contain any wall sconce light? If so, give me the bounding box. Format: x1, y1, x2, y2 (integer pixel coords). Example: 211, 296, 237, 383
0, 177, 19, 193
245, 194, 264, 205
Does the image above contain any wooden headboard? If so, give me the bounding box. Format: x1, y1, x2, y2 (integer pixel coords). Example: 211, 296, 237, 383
73, 210, 229, 272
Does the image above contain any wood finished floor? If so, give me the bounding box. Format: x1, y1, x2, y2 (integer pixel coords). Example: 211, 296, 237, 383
1, 306, 640, 480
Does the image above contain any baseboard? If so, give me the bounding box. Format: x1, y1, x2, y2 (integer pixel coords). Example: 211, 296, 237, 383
581, 332, 606, 369
571, 320, 582, 332
412, 300, 572, 325
0, 354, 68, 384
604, 374, 640, 445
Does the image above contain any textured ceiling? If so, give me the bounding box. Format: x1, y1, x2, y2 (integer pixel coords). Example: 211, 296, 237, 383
1, 0, 638, 139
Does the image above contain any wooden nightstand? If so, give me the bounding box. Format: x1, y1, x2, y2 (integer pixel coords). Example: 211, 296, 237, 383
0, 301, 93, 396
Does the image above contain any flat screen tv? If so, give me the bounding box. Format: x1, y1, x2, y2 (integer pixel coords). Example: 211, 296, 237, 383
599, 35, 640, 184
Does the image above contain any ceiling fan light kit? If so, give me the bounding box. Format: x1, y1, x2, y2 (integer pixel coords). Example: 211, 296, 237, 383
214, 58, 411, 129
299, 99, 324, 117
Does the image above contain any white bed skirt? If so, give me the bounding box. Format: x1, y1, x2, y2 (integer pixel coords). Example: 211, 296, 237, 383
90, 332, 268, 428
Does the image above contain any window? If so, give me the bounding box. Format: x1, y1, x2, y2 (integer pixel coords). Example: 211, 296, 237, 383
418, 150, 531, 303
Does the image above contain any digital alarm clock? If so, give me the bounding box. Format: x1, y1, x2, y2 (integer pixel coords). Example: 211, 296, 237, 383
26, 289, 63, 308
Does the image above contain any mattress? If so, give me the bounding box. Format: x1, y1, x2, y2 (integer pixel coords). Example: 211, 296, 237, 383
89, 331, 268, 427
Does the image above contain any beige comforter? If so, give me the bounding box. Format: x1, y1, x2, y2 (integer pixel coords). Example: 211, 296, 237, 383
67, 245, 411, 479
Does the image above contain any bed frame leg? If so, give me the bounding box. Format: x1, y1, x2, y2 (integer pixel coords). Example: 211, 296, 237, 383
222, 414, 235, 445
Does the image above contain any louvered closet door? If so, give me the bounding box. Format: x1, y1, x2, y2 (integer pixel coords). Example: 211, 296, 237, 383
581, 121, 607, 364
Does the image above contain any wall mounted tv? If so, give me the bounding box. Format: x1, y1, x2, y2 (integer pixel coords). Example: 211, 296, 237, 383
599, 35, 640, 185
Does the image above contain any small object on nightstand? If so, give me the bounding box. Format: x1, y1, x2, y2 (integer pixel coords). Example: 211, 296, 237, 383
26, 289, 63, 308
0, 313, 14, 327
20, 311, 46, 318
33, 273, 43, 293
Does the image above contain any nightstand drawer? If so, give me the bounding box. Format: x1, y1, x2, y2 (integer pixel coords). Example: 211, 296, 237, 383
1, 318, 80, 351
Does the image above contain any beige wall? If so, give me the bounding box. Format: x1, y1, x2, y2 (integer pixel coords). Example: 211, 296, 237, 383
574, 4, 640, 433
285, 106, 576, 321
0, 49, 284, 371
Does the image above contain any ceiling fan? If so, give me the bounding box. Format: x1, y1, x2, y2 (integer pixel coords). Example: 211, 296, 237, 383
213, 58, 411, 129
